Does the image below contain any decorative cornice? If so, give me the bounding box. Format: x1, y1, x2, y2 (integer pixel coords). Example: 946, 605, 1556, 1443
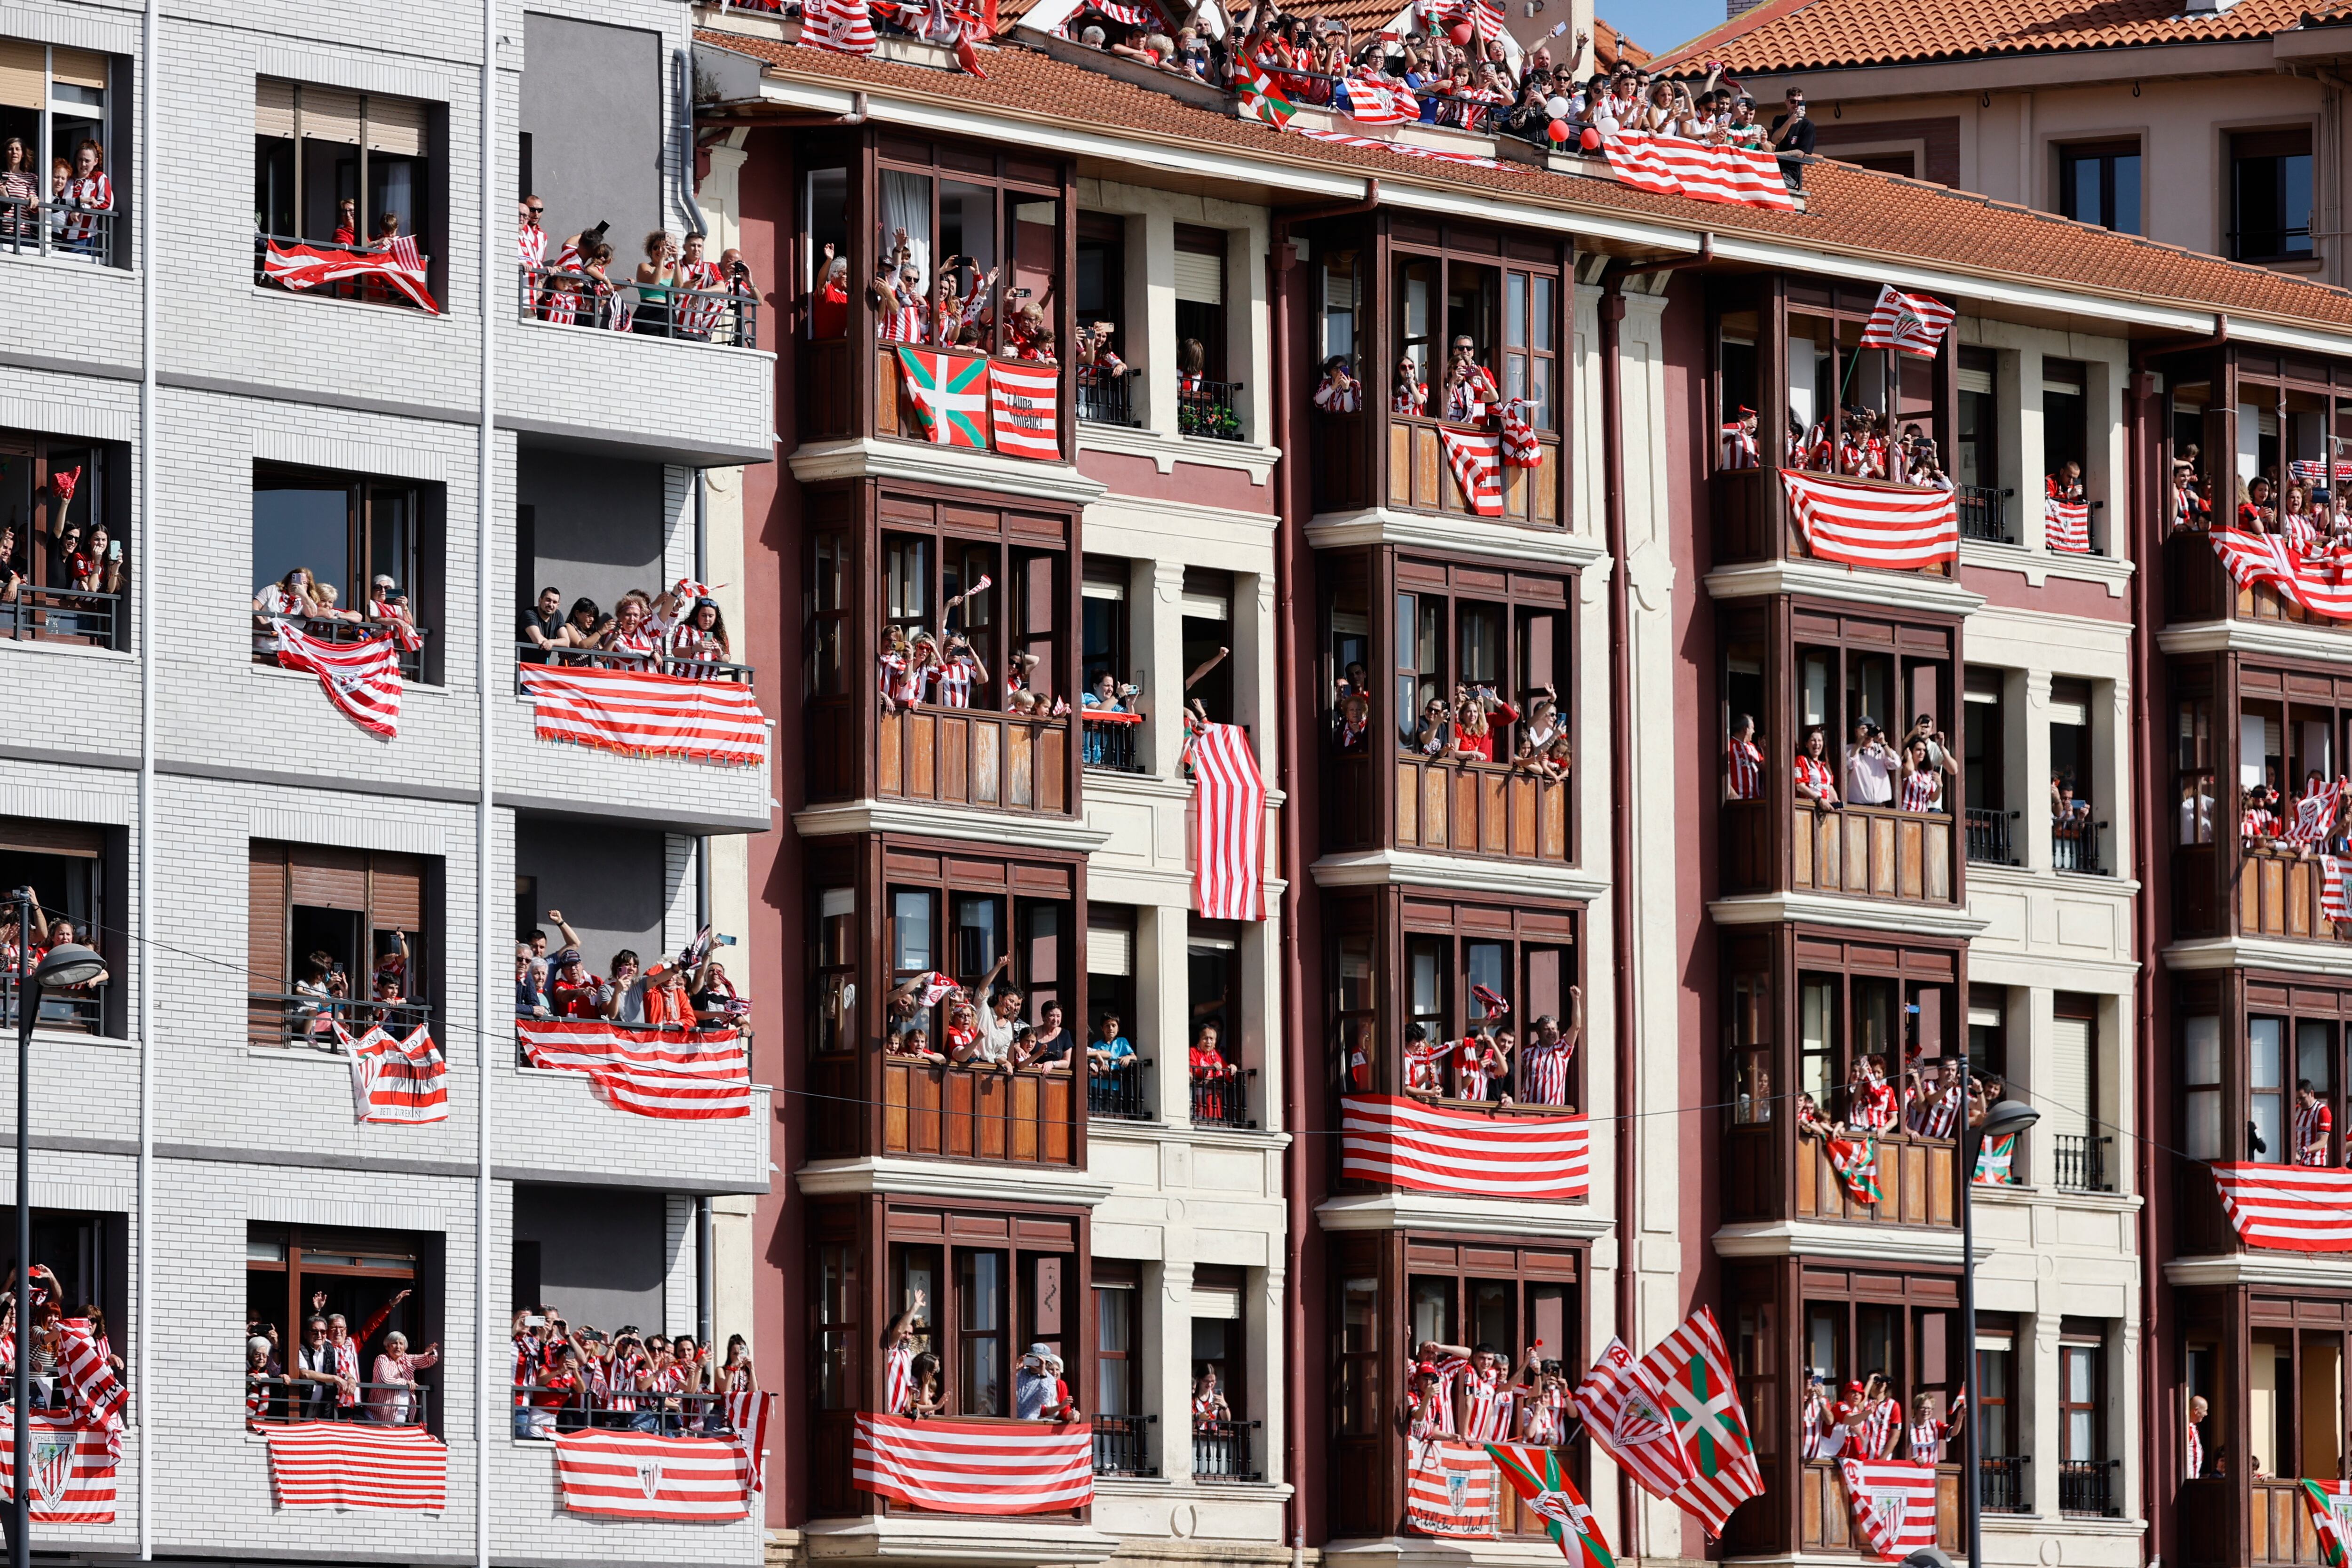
2164, 935, 2352, 979
795, 1156, 1118, 1207
788, 438, 1109, 505
1311, 850, 1605, 904
792, 799, 1112, 853
800, 1513, 1120, 1566
1708, 892, 1990, 940
1316, 1193, 1613, 1240
1704, 558, 1986, 618
1712, 1220, 1968, 1266
1305, 509, 1608, 569
1959, 539, 2135, 597
1077, 422, 1280, 486
2157, 616, 2352, 666
2164, 1250, 2352, 1289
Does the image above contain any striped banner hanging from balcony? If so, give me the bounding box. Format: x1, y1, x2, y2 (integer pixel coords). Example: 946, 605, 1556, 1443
1779, 469, 1960, 571
2045, 495, 2091, 553
2210, 529, 2352, 620
270, 621, 405, 739
1837, 1458, 1938, 1558
1406, 1439, 1497, 1538
259, 1422, 447, 1511
1189, 722, 1266, 919
1339, 1094, 1590, 1200
521, 664, 766, 766
0, 1417, 115, 1523
335, 1021, 450, 1124
553, 1430, 752, 1522
516, 1019, 752, 1120
2210, 1162, 2352, 1252
1599, 133, 1795, 211
1437, 426, 1505, 516
987, 360, 1061, 461
851, 1413, 1093, 1514
261, 239, 440, 313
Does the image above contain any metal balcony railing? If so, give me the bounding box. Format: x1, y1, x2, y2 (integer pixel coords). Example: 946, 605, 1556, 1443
0, 587, 120, 650
511, 1384, 740, 1439
1081, 709, 1144, 772
2055, 1133, 2114, 1193
1957, 484, 2016, 544
518, 263, 758, 348
248, 1377, 433, 1428
1979, 1453, 2032, 1514
1190, 1065, 1256, 1130
1177, 379, 1244, 442
1088, 1057, 1151, 1121
1193, 1417, 1262, 1482
1078, 368, 1140, 427
0, 971, 107, 1035
1, 196, 116, 266
1967, 808, 2018, 866
514, 642, 754, 685
2054, 819, 2109, 876
2060, 1457, 2122, 1517
248, 993, 433, 1051
1092, 1413, 1157, 1477
255, 615, 430, 681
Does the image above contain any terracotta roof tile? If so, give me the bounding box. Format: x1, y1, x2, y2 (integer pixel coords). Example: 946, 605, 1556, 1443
1651, 0, 2305, 74
1593, 16, 1653, 68
699, 30, 2352, 330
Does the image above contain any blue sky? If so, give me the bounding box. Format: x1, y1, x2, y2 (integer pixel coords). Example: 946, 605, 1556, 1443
1609, 0, 1736, 59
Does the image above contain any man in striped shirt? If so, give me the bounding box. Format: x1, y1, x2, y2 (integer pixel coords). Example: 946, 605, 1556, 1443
1726, 713, 1764, 801
2296, 1080, 2334, 1167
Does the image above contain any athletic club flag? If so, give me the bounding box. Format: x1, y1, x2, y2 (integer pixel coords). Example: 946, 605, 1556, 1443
340, 1023, 451, 1125
0, 1417, 115, 1523
260, 1421, 448, 1511
1486, 1444, 1615, 1568
2325, 855, 2352, 924
1438, 426, 1504, 517
1838, 1458, 1937, 1558
516, 1019, 753, 1120
54, 1318, 127, 1440
554, 1430, 752, 1522
1406, 1439, 1497, 1537
898, 348, 991, 447
2302, 1478, 2352, 1568
2210, 1163, 2352, 1252
852, 1412, 1093, 1515
1341, 71, 1417, 126
1340, 1095, 1590, 1201
1599, 133, 1794, 211
1190, 722, 1266, 920
728, 1391, 776, 1497
988, 360, 1062, 461
1571, 1337, 1695, 1503
262, 239, 441, 313
2045, 497, 2091, 553
2211, 529, 2352, 621
522, 664, 768, 767
802, 0, 880, 52
1858, 285, 1955, 359
1637, 1308, 1765, 1537
1780, 469, 1960, 571
271, 621, 404, 739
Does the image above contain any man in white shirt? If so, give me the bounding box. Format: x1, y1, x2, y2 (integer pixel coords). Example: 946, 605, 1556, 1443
1844, 718, 1896, 806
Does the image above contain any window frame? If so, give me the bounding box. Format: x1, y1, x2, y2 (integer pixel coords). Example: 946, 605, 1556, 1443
246, 839, 434, 1049
2228, 127, 2316, 264
1388, 243, 1564, 432
1383, 559, 1572, 768
252, 462, 438, 681
2056, 138, 2143, 235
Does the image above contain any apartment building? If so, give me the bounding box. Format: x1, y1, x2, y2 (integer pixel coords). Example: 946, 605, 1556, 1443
0, 0, 776, 1561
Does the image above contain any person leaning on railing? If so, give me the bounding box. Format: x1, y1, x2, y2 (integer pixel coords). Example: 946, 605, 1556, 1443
368, 1330, 439, 1425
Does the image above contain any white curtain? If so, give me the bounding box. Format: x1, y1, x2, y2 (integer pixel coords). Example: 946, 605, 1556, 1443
881, 170, 931, 298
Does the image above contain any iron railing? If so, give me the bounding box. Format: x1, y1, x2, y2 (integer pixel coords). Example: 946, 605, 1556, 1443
1190, 1065, 1256, 1130
2055, 1133, 2114, 1193
1, 196, 116, 265
255, 615, 429, 681
1078, 368, 1140, 427
0, 971, 107, 1035
1979, 1453, 2032, 1514
248, 993, 433, 1051
0, 586, 120, 649
1178, 379, 1244, 442
248, 1377, 433, 1428
1093, 1413, 1157, 1477
511, 1384, 738, 1438
1088, 1057, 1151, 1121
2060, 1457, 2122, 1517
1966, 808, 2018, 867
1081, 709, 1144, 772
515, 642, 753, 685
2054, 819, 2109, 876
1957, 485, 2016, 544
254, 232, 435, 310
1193, 1417, 1262, 1482
518, 263, 758, 348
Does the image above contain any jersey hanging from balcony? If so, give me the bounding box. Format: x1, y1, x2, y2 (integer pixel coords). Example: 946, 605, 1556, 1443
1838, 1458, 1938, 1559
852, 1413, 1092, 1515
1188, 722, 1266, 919
2210, 1163, 2352, 1252
897, 347, 991, 447
2210, 529, 2352, 619
1340, 1094, 1590, 1200
268, 621, 404, 738
1779, 469, 1960, 571
335, 1021, 450, 1124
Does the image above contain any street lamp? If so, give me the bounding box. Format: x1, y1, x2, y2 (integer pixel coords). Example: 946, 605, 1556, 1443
6, 884, 106, 1568
1960, 1095, 2040, 1568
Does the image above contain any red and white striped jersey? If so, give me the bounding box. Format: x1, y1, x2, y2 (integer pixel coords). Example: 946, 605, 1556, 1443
1909, 1085, 1961, 1140
1795, 754, 1835, 795
878, 281, 927, 343
2298, 1099, 2335, 1166
1727, 738, 1763, 800
1422, 1356, 1466, 1436
1393, 380, 1427, 415
1899, 766, 1940, 813
2186, 1419, 2203, 1480
1720, 422, 1760, 469
932, 655, 980, 709
518, 224, 546, 271
1460, 1366, 1512, 1443
1521, 1386, 1567, 1445
887, 1341, 915, 1415
1404, 1040, 1443, 1094
1850, 1075, 1898, 1135
331, 1338, 361, 1408
1856, 1397, 1900, 1459
1908, 1417, 1952, 1460
1444, 366, 1498, 423
63, 172, 111, 243
2243, 807, 2276, 841
1802, 1396, 1849, 1461
1520, 1037, 1573, 1107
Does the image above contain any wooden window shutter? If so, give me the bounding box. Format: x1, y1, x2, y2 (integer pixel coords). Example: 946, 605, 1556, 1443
287, 845, 367, 910
247, 845, 289, 995
367, 853, 424, 932
0, 819, 102, 858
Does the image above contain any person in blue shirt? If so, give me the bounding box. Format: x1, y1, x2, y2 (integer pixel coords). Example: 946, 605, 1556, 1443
1087, 1010, 1135, 1077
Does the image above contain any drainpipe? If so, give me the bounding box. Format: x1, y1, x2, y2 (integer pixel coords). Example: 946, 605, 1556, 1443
474, 2, 498, 1565
1597, 236, 1707, 1563
2127, 311, 2225, 1568
697, 1197, 715, 1349
1269, 175, 1376, 1559
676, 45, 705, 237
134, 0, 157, 1552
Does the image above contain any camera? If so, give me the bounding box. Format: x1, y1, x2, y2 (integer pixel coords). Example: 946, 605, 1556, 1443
1118, 682, 1140, 698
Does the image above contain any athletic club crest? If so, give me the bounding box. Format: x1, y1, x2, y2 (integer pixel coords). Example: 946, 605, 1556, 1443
1867, 1486, 1909, 1536
1444, 1470, 1470, 1512
32, 1437, 72, 1507
633, 1457, 664, 1500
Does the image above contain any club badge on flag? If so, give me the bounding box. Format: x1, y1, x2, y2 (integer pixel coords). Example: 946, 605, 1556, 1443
1486, 1444, 1614, 1568
897, 348, 991, 447
1838, 1458, 1937, 1558
516, 1019, 754, 1120
1341, 1095, 1589, 1201
1780, 468, 1960, 571
0, 1417, 114, 1523
522, 664, 768, 767
1569, 1337, 1695, 1503
339, 1022, 451, 1124
852, 1412, 1093, 1515
2045, 497, 2090, 553
1858, 284, 1956, 359
1406, 1439, 1497, 1537
987, 360, 1062, 461
260, 1421, 449, 1511
2302, 1478, 2352, 1568
802, 0, 881, 52
1188, 722, 1266, 920
1637, 1308, 1765, 1538
271, 621, 405, 739
554, 1430, 753, 1522
1437, 426, 1505, 516
2210, 1163, 2352, 1252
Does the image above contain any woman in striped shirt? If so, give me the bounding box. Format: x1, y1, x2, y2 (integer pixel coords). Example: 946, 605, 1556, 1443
1897, 734, 1947, 813
1794, 725, 1842, 811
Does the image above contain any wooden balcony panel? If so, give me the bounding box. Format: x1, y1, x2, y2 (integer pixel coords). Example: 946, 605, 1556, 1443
1412, 426, 1441, 509
1936, 1471, 1962, 1552
882, 1058, 1077, 1168
1792, 804, 1954, 906
1008, 723, 1031, 810
1393, 756, 1572, 865
1387, 423, 1412, 509
1802, 1463, 1963, 1556
1423, 766, 1449, 848
1396, 762, 1420, 846
878, 707, 1073, 817
1797, 1132, 1957, 1227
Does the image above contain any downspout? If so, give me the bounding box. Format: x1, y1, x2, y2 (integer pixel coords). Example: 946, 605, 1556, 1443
1597, 236, 1706, 1564
676, 45, 705, 237
1269, 175, 1376, 1561
697, 1197, 715, 1349
475, 5, 497, 1568
134, 0, 157, 1553
2128, 310, 2226, 1567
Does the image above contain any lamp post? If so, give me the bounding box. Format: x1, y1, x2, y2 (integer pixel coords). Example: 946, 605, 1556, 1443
1961, 1095, 2041, 1568
4, 886, 107, 1568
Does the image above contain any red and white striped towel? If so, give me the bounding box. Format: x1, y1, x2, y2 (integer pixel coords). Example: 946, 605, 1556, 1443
1780, 469, 1960, 571
1858, 284, 1955, 359
2045, 497, 2090, 553
852, 1413, 1093, 1515
339, 1023, 450, 1124
554, 1430, 750, 1522
516, 1019, 752, 1120
1189, 723, 1266, 921
987, 360, 1061, 461
2210, 1162, 2352, 1252
2211, 529, 2352, 620
259, 1421, 447, 1511
1340, 1094, 1589, 1200
1601, 132, 1795, 211
0, 1417, 115, 1522
1437, 426, 1504, 516
522, 663, 766, 766
1839, 1458, 1938, 1558
2324, 855, 2352, 923
272, 621, 404, 739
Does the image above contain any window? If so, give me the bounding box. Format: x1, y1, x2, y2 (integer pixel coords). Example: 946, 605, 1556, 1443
2250, 1324, 2346, 1486
1975, 1321, 2018, 1457
247, 1222, 433, 1428
1181, 567, 1234, 724
0, 430, 124, 648
254, 79, 437, 288
814, 887, 856, 1056
1321, 247, 1360, 367
1391, 248, 1561, 430
1094, 1261, 1140, 1418
812, 1239, 858, 1410
1081, 560, 1128, 692
2185, 1014, 2223, 1162
1388, 565, 1570, 765
2060, 1329, 2104, 1464
0, 818, 117, 1035
253, 463, 438, 680
1335, 1272, 1381, 1437
1174, 224, 1227, 384
1393, 1239, 1580, 1496
876, 515, 1067, 717
1785, 281, 1946, 482
1074, 213, 1126, 362
1793, 965, 1958, 1132
2043, 358, 2089, 520
1803, 1294, 1960, 1428
2230, 129, 2314, 262
803, 165, 849, 340
1192, 1264, 1255, 1479
887, 1211, 1079, 1429
881, 874, 1074, 1053
1351, 900, 1577, 1108
1956, 347, 1997, 493
1501, 268, 1559, 431
246, 840, 432, 1048
2176, 692, 2216, 846
1791, 618, 1956, 816
1716, 306, 1760, 472
2058, 141, 2141, 235
873, 147, 1063, 362
0, 39, 118, 264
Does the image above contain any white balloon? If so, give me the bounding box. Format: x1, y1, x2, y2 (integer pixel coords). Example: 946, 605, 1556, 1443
1544, 95, 1570, 118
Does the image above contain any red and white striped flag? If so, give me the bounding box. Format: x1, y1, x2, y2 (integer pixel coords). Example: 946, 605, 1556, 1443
260, 1421, 447, 1511
1499, 400, 1542, 468
2324, 855, 2352, 923
1780, 469, 1959, 571
380, 233, 423, 272
522, 664, 767, 766
2211, 530, 2352, 620
1438, 427, 1504, 517
0, 1417, 115, 1523
728, 1391, 776, 1496
2045, 497, 2090, 553
341, 1023, 450, 1124
1637, 1308, 1766, 1536
987, 360, 1061, 461
517, 1019, 753, 1120
2211, 1163, 2352, 1252
554, 1430, 751, 1521
1570, 1337, 1696, 1504
271, 621, 404, 739
1189, 722, 1265, 920
1858, 285, 1955, 359
1340, 1095, 1589, 1201
1838, 1458, 1937, 1558
852, 1413, 1092, 1515
802, 0, 880, 52
1600, 133, 1794, 211
1291, 127, 1522, 171
262, 239, 440, 313
1341, 72, 1417, 125
1406, 1439, 1497, 1537
54, 1319, 127, 1441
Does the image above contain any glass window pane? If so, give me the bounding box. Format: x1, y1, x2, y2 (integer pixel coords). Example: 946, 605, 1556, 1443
2070, 159, 2101, 225
2252, 1018, 2284, 1088
2187, 1016, 2221, 1084
2299, 1021, 2333, 1093
2188, 1089, 2221, 1162
1532, 277, 1555, 351
1396, 594, 1416, 671
2114, 155, 2142, 235
893, 890, 935, 973
1465, 943, 1505, 1019
960, 1249, 1003, 1416
1506, 274, 1527, 349
1532, 358, 1556, 432
253, 482, 350, 601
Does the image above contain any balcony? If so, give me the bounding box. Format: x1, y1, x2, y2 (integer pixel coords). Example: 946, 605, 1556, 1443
3, 196, 116, 267
510, 1386, 744, 1440
1796, 1127, 1958, 1227
2165, 524, 2352, 637
1093, 1414, 1157, 1477
2236, 842, 2349, 944
2060, 1458, 2121, 1519
1391, 755, 1571, 864
1979, 1454, 2032, 1514
1189, 1066, 1256, 1131
1081, 708, 1144, 773
2054, 1134, 2114, 1193
1712, 466, 1957, 579
1078, 368, 1140, 429
501, 654, 771, 835
1192, 1417, 1263, 1483
0, 587, 120, 652
1087, 1059, 1151, 1122
517, 263, 758, 349
1799, 1459, 1962, 1553
1177, 379, 1245, 443
869, 346, 1065, 458
255, 615, 430, 682
1967, 808, 2018, 867
881, 1058, 1077, 1166
1387, 415, 1561, 527
246, 993, 432, 1051
2053, 819, 2110, 876
1780, 802, 1956, 903
878, 703, 1073, 816
1956, 484, 2015, 546
247, 1378, 433, 1429
254, 232, 436, 312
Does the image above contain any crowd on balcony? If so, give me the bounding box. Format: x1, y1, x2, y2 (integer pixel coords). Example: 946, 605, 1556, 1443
253, 566, 421, 650
1396, 985, 1583, 1109
861, 234, 1059, 362
287, 931, 421, 1046
880, 1291, 1078, 1421
2168, 447, 2352, 550
1800, 1371, 1963, 1462
883, 960, 1092, 1073
1359, 671, 1570, 779
244, 1288, 433, 1426
510, 1306, 756, 1438
517, 201, 755, 339
1728, 712, 1958, 815
877, 622, 1067, 717
0, 135, 113, 256
519, 581, 738, 677
2234, 770, 2352, 859
1794, 1052, 2021, 1180
1403, 1341, 1573, 1445
514, 911, 750, 1029
0, 496, 127, 610
1723, 404, 1953, 490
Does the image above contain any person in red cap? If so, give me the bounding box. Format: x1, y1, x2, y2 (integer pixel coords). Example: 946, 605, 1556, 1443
1720, 404, 1760, 469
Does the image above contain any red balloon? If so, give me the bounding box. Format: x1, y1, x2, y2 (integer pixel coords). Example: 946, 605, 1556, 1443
1579, 125, 1601, 151
1545, 119, 1570, 143
1446, 18, 1473, 43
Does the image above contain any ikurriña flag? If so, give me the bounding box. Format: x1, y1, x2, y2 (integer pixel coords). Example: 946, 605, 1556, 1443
1486, 1443, 1614, 1568
2302, 1477, 2352, 1568
1636, 1308, 1764, 1537
852, 1412, 1092, 1514
260, 1421, 447, 1511
897, 348, 990, 447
